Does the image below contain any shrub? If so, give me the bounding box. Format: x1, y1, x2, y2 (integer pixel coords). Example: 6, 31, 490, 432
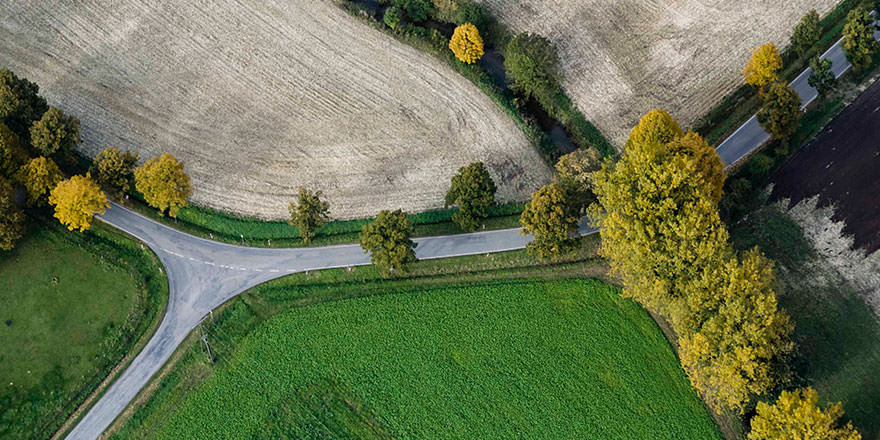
384, 5, 403, 29
504, 33, 562, 104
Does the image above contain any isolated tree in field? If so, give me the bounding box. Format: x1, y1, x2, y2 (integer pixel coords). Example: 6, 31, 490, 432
554, 147, 601, 214
359, 209, 417, 276
749, 388, 861, 440
288, 188, 330, 244
0, 123, 28, 179
520, 183, 578, 261
0, 176, 24, 251
449, 24, 484, 64
30, 107, 80, 157
445, 162, 496, 231
134, 153, 192, 217
49, 174, 109, 232
504, 33, 562, 103
743, 43, 783, 91
18, 156, 63, 206
842, 7, 877, 72
624, 109, 683, 150
791, 10, 822, 58
0, 68, 48, 139
90, 147, 139, 197
808, 56, 837, 100
384, 5, 403, 29
457, 2, 488, 30
757, 82, 802, 141
679, 249, 793, 413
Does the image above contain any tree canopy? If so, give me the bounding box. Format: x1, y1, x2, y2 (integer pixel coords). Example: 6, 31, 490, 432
791, 10, 822, 58
445, 161, 496, 231
0, 68, 48, 140
0, 176, 24, 251
134, 153, 192, 217
554, 147, 601, 214
449, 24, 484, 64
49, 174, 109, 232
743, 43, 783, 90
520, 183, 578, 261
749, 388, 861, 440
624, 109, 683, 150
91, 147, 139, 197
359, 209, 417, 276
504, 33, 562, 104
29, 107, 80, 157
0, 122, 28, 179
756, 82, 802, 141
808, 56, 837, 100
842, 7, 877, 72
289, 187, 330, 243
18, 156, 63, 206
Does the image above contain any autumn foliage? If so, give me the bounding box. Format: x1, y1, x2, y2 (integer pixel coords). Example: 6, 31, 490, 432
520, 183, 578, 261
359, 209, 417, 276
18, 156, 63, 206
749, 388, 861, 440
449, 23, 484, 64
49, 174, 109, 232
743, 43, 783, 90
134, 153, 192, 217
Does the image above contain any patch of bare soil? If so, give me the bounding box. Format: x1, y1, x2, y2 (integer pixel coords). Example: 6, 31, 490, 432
476, 0, 837, 146
0, 0, 551, 220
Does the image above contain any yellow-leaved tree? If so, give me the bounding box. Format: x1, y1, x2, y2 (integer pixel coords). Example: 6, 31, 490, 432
134, 153, 192, 217
520, 183, 578, 261
623, 109, 683, 150
449, 23, 484, 64
743, 43, 783, 91
749, 388, 861, 440
49, 173, 109, 232
18, 156, 63, 206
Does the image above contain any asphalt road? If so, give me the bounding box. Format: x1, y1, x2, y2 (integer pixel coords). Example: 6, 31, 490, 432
66, 20, 880, 440
715, 25, 880, 166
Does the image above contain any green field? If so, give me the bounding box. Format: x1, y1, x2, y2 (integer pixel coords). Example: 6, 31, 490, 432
0, 221, 165, 439
111, 279, 720, 439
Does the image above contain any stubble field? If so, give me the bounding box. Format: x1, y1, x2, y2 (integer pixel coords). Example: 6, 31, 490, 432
0, 0, 551, 220
477, 0, 838, 146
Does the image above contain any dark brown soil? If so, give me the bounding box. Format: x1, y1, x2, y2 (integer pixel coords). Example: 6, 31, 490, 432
770, 80, 880, 253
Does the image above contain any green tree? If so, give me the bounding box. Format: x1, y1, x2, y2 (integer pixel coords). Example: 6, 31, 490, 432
554, 147, 601, 214
0, 68, 48, 139
359, 209, 417, 276
743, 43, 783, 91
808, 56, 837, 100
393, 0, 431, 22
756, 82, 801, 141
384, 4, 403, 29
791, 9, 822, 58
0, 176, 25, 251
445, 162, 496, 231
18, 156, 63, 206
504, 33, 562, 104
520, 183, 578, 261
90, 147, 139, 197
0, 123, 28, 179
842, 7, 877, 72
749, 388, 861, 440
30, 107, 80, 157
289, 188, 330, 243
134, 153, 192, 217
49, 173, 109, 232
457, 2, 488, 31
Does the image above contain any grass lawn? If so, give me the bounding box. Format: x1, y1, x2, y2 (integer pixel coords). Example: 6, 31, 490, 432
109, 279, 721, 440
0, 221, 166, 439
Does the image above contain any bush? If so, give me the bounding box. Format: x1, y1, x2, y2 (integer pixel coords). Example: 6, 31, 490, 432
504, 33, 562, 103
457, 2, 487, 30
384, 5, 403, 29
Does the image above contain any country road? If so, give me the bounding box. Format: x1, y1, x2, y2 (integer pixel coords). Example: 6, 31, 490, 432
66, 16, 878, 440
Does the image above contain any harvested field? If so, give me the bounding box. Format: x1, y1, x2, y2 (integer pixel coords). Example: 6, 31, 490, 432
0, 0, 551, 220
476, 0, 837, 146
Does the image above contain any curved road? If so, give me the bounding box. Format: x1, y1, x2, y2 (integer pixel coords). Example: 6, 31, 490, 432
66, 18, 879, 440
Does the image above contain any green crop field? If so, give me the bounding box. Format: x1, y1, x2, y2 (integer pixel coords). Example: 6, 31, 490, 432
112, 279, 720, 439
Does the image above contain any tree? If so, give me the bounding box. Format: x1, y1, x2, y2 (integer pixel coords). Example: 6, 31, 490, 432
18, 156, 63, 206
449, 24, 485, 64
743, 43, 783, 91
48, 174, 109, 232
749, 388, 862, 440
679, 249, 794, 413
808, 56, 837, 100
90, 147, 138, 197
288, 188, 330, 243
791, 10, 822, 58
392, 0, 431, 22
0, 123, 28, 179
0, 176, 24, 251
134, 153, 192, 217
520, 183, 578, 261
843, 7, 877, 72
624, 109, 683, 150
504, 33, 562, 104
445, 162, 496, 231
667, 132, 726, 203
0, 68, 48, 139
384, 4, 403, 29
359, 209, 417, 276
554, 147, 601, 214
30, 107, 80, 157
756, 82, 802, 141
457, 2, 487, 31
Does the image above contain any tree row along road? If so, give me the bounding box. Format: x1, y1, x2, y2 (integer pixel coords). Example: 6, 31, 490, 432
66, 26, 874, 440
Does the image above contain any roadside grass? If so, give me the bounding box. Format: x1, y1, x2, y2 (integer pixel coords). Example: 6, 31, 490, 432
0, 218, 166, 440
729, 204, 880, 438
108, 278, 721, 440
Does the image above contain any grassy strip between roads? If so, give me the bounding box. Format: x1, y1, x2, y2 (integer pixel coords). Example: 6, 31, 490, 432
107, 272, 721, 439
0, 216, 167, 440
